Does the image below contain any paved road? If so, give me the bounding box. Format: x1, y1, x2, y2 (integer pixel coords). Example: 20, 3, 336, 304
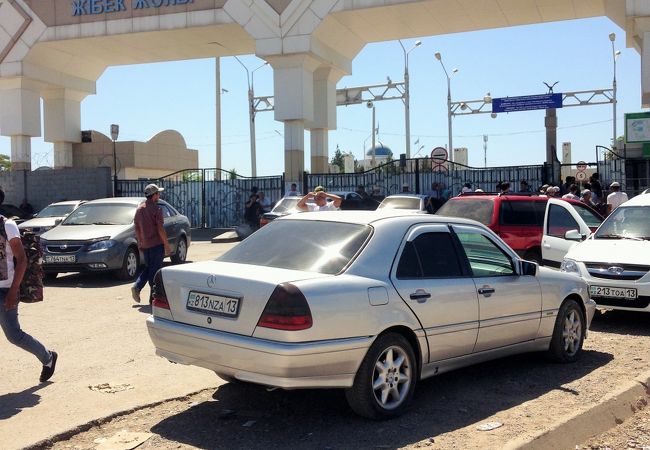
0, 239, 237, 450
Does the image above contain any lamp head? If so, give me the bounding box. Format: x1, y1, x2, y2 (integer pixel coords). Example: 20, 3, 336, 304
366, 101, 374, 109
452, 68, 459, 74
460, 102, 468, 111
609, 32, 616, 42
415, 40, 422, 47
490, 113, 497, 119
434, 52, 441, 61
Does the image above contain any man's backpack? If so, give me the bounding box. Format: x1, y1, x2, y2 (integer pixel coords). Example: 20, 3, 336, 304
0, 217, 44, 303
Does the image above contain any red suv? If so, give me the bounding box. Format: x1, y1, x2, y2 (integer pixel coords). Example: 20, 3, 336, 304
436, 193, 603, 264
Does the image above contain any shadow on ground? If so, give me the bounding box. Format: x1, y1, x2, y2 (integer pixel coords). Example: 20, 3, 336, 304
0, 384, 49, 420
591, 309, 650, 337
151, 349, 613, 449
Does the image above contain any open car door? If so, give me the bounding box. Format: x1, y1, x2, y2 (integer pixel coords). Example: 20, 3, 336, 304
542, 198, 591, 268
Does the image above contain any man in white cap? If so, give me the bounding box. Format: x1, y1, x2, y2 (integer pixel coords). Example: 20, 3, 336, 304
606, 181, 628, 215
132, 184, 171, 303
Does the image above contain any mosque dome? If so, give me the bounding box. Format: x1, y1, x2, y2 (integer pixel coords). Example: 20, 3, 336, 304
366, 144, 393, 157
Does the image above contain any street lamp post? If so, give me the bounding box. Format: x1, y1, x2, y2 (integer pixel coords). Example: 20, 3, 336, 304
609, 33, 621, 155
399, 40, 421, 159
434, 52, 458, 163
234, 57, 268, 177
110, 124, 119, 196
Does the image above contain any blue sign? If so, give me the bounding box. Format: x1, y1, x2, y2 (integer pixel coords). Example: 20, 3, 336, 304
492, 93, 563, 113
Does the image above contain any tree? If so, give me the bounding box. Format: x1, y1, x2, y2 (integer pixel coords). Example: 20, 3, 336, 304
228, 168, 238, 180
0, 154, 10, 171
330, 145, 345, 173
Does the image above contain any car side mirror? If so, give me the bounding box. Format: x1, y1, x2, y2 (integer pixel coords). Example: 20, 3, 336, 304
54, 218, 63, 226
521, 260, 538, 276
564, 229, 584, 241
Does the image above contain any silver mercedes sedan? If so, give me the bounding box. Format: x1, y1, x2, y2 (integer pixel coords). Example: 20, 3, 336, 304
147, 211, 596, 419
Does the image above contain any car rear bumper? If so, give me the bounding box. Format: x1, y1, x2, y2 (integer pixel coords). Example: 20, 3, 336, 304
146, 316, 373, 389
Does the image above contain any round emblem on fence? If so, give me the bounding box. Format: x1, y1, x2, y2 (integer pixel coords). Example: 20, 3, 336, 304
576, 161, 588, 172
575, 171, 587, 181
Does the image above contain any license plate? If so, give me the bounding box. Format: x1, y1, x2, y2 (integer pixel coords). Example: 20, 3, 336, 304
186, 291, 240, 318
589, 285, 637, 299
44, 255, 76, 263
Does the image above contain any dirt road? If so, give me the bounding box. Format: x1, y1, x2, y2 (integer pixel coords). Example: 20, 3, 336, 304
3, 235, 650, 450
38, 311, 650, 450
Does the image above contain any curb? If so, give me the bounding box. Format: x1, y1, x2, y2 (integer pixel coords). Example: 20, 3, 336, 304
505, 370, 650, 449
22, 387, 218, 450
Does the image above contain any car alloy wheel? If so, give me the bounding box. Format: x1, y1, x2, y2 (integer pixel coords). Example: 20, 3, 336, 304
547, 299, 585, 363
372, 345, 413, 410
346, 333, 417, 419
126, 251, 138, 277
171, 237, 187, 264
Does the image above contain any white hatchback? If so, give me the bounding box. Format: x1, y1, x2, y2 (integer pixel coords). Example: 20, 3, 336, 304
542, 193, 650, 312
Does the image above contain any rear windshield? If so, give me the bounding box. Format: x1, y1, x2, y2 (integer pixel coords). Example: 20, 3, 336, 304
436, 199, 494, 225
218, 220, 372, 274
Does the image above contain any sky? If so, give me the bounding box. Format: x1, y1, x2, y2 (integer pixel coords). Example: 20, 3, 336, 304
1, 15, 645, 177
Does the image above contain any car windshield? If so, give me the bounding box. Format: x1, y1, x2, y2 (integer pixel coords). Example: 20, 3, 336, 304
378, 197, 421, 210
436, 199, 494, 225
62, 203, 136, 226
594, 206, 650, 240
271, 197, 301, 214
218, 220, 372, 274
37, 204, 77, 217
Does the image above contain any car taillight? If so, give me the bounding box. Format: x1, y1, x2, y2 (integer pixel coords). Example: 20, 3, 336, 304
257, 283, 312, 331
259, 217, 269, 227
151, 270, 170, 310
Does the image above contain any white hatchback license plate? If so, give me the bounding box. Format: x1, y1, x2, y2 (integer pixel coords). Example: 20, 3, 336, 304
44, 255, 76, 263
186, 291, 240, 318
590, 285, 637, 299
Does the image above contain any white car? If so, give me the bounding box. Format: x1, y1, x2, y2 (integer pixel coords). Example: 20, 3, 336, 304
147, 211, 595, 419
18, 200, 85, 235
542, 194, 650, 312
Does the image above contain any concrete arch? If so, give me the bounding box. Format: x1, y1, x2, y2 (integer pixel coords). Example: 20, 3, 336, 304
1, 0, 647, 182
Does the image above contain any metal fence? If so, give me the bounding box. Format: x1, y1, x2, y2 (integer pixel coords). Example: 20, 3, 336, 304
307, 159, 547, 197
117, 169, 284, 228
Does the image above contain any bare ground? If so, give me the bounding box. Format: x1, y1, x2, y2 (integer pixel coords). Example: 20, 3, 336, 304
38, 310, 650, 450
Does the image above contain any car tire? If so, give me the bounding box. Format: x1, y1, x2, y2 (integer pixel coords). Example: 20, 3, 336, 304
44, 272, 58, 281
345, 333, 417, 420
116, 247, 139, 281
523, 249, 542, 265
547, 299, 585, 363
170, 236, 187, 264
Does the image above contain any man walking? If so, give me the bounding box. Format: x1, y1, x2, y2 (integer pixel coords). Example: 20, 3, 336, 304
132, 184, 171, 304
0, 188, 57, 382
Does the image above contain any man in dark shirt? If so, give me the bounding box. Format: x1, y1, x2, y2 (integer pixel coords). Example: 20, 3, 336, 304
132, 184, 171, 304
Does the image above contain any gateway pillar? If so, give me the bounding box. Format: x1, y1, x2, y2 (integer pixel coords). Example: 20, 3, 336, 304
0, 79, 42, 170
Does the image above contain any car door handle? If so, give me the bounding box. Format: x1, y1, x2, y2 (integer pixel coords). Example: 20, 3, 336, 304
477, 287, 495, 296
543, 243, 551, 248
409, 290, 431, 302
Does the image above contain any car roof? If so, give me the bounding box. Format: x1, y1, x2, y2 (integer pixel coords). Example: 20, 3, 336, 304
280, 209, 482, 227
620, 192, 650, 207
384, 194, 428, 199
47, 200, 85, 206
81, 197, 145, 205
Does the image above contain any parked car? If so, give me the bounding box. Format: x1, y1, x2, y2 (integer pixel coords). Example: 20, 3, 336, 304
542, 193, 650, 312
146, 210, 595, 419
18, 200, 86, 235
377, 194, 430, 212
0, 203, 33, 224
259, 196, 303, 227
436, 193, 603, 264
40, 197, 191, 280
329, 191, 380, 210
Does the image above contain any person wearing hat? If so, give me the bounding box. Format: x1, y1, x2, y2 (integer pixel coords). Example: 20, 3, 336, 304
297, 186, 342, 211
606, 181, 628, 215
132, 184, 171, 303
581, 189, 595, 208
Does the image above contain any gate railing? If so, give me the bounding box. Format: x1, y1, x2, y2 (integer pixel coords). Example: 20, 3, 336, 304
117, 169, 284, 228
307, 159, 546, 197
